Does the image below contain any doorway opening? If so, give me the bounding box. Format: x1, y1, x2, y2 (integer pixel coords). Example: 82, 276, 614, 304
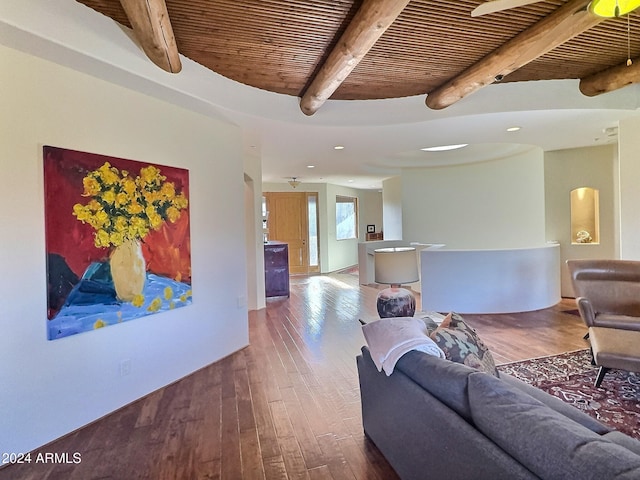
263, 192, 320, 274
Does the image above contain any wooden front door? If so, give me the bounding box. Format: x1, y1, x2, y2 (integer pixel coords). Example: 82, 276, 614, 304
265, 192, 309, 275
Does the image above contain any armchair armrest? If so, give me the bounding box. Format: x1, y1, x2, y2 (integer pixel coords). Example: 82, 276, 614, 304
576, 297, 596, 327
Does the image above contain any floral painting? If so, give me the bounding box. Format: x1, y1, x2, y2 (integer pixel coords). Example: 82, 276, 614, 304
44, 146, 192, 340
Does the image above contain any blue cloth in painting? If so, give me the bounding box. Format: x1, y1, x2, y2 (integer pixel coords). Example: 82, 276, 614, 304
48, 261, 192, 340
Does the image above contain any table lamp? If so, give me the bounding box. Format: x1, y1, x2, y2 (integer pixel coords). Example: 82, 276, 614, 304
374, 247, 419, 318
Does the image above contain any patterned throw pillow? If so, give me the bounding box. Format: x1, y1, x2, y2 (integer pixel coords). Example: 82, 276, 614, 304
429, 312, 499, 377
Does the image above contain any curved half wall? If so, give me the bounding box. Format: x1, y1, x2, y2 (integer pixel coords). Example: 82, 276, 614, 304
420, 244, 561, 314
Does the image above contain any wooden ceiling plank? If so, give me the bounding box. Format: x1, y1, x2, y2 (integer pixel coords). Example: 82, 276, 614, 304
579, 59, 640, 96
425, 0, 603, 110
119, 0, 182, 73
299, 0, 411, 116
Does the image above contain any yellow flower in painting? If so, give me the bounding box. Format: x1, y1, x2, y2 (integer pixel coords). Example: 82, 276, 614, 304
169, 301, 175, 309
148, 211, 163, 230
127, 201, 144, 215
143, 190, 161, 204
94, 319, 107, 329
163, 286, 173, 300
174, 193, 188, 209
166, 206, 181, 223
95, 229, 111, 248
115, 192, 129, 207
140, 165, 164, 185
73, 203, 90, 222
82, 176, 101, 196
109, 231, 124, 247
131, 294, 145, 307
180, 289, 193, 302
122, 177, 137, 195
94, 209, 109, 227
102, 189, 116, 205
98, 162, 119, 185
113, 216, 127, 233
128, 217, 148, 238
160, 182, 176, 199
147, 297, 162, 312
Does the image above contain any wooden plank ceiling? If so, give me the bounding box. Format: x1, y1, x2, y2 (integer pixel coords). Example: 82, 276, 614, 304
75, 0, 640, 101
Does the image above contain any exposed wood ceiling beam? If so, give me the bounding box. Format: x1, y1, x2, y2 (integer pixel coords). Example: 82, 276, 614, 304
299, 0, 410, 116
579, 59, 640, 96
426, 0, 603, 110
119, 0, 181, 73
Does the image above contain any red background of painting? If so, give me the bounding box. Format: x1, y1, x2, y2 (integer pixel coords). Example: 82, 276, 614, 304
43, 146, 192, 284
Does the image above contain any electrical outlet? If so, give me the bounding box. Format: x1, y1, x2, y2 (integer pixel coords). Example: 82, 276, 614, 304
120, 359, 132, 377
237, 295, 247, 308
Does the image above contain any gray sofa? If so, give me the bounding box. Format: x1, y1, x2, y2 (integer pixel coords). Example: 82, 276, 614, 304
357, 346, 640, 480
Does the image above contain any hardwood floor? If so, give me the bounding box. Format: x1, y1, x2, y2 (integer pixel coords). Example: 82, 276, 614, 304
0, 272, 588, 480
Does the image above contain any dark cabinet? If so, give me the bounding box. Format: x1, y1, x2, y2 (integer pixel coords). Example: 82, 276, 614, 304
264, 242, 290, 298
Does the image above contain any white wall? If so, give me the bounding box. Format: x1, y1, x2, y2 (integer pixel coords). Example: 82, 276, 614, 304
544, 145, 616, 296
0, 45, 248, 454
358, 189, 383, 237
244, 151, 266, 311
619, 116, 640, 260
401, 148, 546, 248
382, 176, 403, 240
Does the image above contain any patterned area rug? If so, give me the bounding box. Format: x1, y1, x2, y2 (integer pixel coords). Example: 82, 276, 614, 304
499, 349, 640, 439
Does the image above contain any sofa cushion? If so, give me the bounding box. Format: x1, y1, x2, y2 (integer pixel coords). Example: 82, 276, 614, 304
468, 372, 640, 479
395, 350, 477, 421
430, 312, 499, 377
602, 431, 640, 456
500, 373, 611, 435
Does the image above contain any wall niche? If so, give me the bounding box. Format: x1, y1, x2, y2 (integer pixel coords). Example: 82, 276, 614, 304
570, 187, 600, 245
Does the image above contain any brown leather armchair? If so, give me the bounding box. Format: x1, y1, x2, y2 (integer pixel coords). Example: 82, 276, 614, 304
567, 259, 640, 387
566, 259, 640, 332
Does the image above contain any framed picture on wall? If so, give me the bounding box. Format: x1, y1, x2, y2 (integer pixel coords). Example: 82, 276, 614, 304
43, 145, 193, 340
367, 224, 376, 233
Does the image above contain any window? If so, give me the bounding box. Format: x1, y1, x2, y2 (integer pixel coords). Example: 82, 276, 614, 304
336, 195, 358, 240
308, 194, 319, 267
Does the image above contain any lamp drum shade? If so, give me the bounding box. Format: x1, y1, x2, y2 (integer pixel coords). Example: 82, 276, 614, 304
374, 247, 419, 285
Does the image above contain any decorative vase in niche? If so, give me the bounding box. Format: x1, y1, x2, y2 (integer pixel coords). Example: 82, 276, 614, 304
110, 239, 146, 302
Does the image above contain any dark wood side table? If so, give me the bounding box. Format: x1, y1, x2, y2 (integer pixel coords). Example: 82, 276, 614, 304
264, 241, 290, 298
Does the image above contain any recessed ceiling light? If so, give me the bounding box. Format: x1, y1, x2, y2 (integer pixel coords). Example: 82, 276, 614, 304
421, 144, 468, 152
307, 165, 315, 168
334, 145, 345, 150
506, 126, 521, 132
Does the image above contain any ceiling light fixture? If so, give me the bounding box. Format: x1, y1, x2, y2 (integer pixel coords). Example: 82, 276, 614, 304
288, 177, 300, 188
506, 126, 522, 132
589, 0, 639, 66
589, 0, 640, 17
334, 145, 345, 150
307, 165, 315, 168
420, 144, 468, 152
